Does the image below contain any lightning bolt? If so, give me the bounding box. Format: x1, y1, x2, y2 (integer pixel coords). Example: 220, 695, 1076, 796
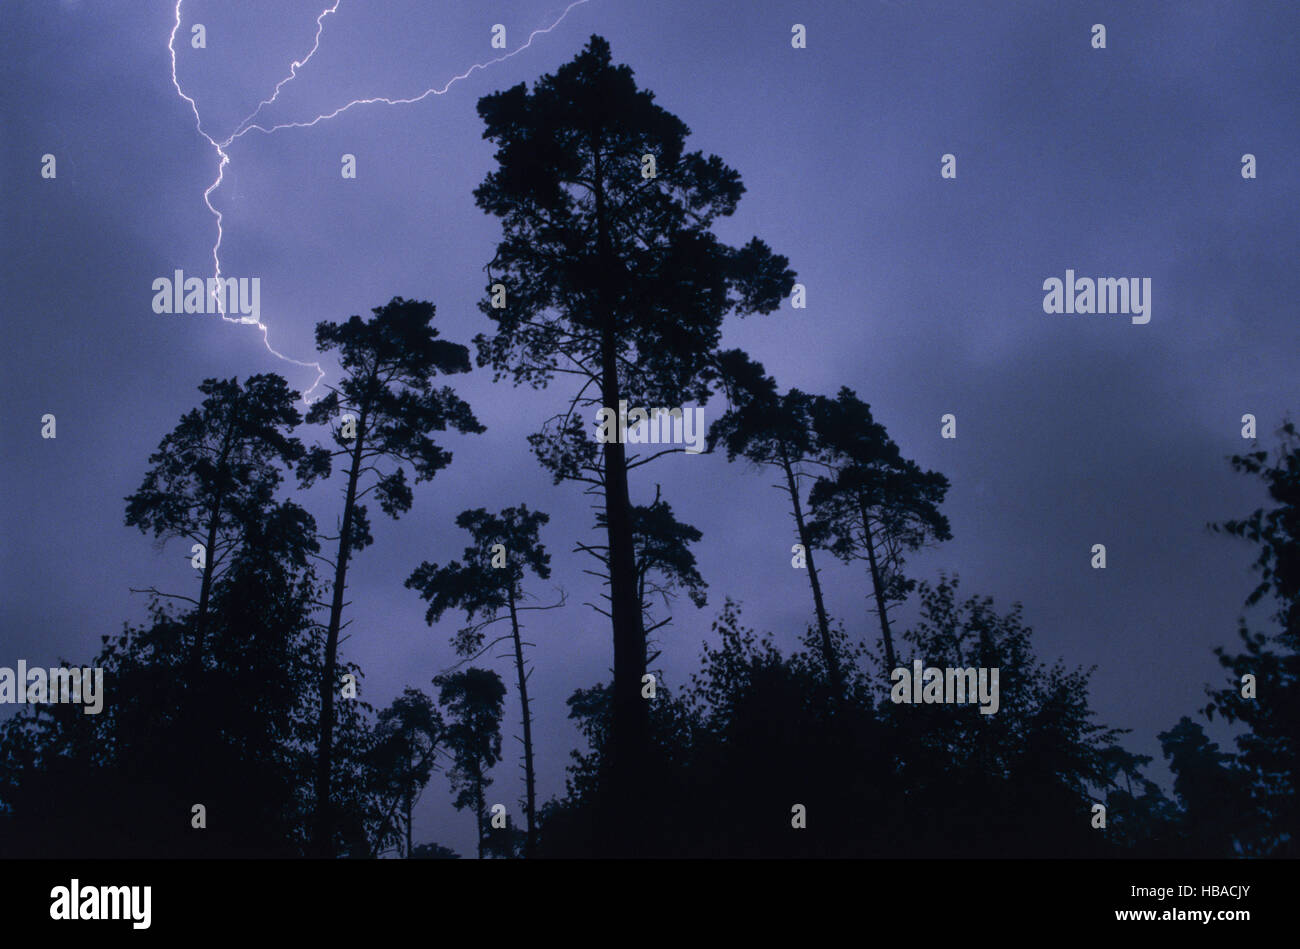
229, 0, 591, 139
168, 0, 591, 402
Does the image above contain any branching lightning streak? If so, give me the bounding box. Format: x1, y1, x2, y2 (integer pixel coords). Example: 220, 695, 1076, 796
230, 0, 591, 139
168, 0, 590, 402
229, 1, 342, 141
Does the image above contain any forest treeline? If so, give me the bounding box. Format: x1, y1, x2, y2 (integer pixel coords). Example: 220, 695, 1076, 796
2, 36, 1296, 859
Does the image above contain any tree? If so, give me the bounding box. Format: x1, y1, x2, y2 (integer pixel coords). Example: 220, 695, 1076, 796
1096, 744, 1179, 855
406, 505, 552, 857
892, 575, 1129, 857
679, 600, 877, 858
435, 668, 507, 859
124, 374, 320, 670
1157, 717, 1245, 856
707, 352, 843, 694
1204, 420, 1300, 855
106, 375, 342, 857
472, 35, 794, 850
0, 507, 360, 857
305, 296, 484, 856
585, 486, 708, 658
808, 388, 951, 673
368, 688, 444, 858
409, 841, 460, 859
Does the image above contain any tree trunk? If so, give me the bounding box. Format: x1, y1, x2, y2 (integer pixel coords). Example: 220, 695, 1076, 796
475, 772, 486, 859
314, 412, 367, 857
861, 502, 898, 673
403, 783, 413, 859
191, 424, 234, 671
592, 128, 649, 855
782, 453, 842, 695
507, 591, 537, 858
191, 502, 221, 670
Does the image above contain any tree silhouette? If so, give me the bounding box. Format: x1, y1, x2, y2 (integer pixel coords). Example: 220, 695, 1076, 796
368, 687, 444, 858
406, 505, 552, 857
585, 486, 707, 658
807, 388, 951, 673
6, 351, 1272, 860
677, 600, 873, 857
1157, 716, 1245, 856
435, 667, 507, 859
124, 374, 322, 670
546, 574, 1150, 858
707, 351, 843, 695
472, 34, 794, 850
304, 296, 484, 856
0, 494, 376, 857
542, 675, 702, 858
892, 575, 1130, 857
1096, 743, 1179, 855
410, 841, 461, 859
1204, 419, 1300, 855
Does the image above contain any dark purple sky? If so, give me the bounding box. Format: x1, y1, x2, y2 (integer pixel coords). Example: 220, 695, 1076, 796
3, 0, 1297, 856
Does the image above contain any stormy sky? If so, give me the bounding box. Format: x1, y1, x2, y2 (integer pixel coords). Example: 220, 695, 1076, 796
2, 0, 1297, 856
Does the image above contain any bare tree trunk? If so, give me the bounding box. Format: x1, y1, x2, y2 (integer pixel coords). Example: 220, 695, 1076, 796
314, 411, 367, 858
475, 771, 486, 859
403, 784, 413, 859
507, 591, 537, 857
781, 453, 842, 695
191, 503, 221, 670
191, 425, 234, 671
592, 129, 649, 855
861, 503, 898, 672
